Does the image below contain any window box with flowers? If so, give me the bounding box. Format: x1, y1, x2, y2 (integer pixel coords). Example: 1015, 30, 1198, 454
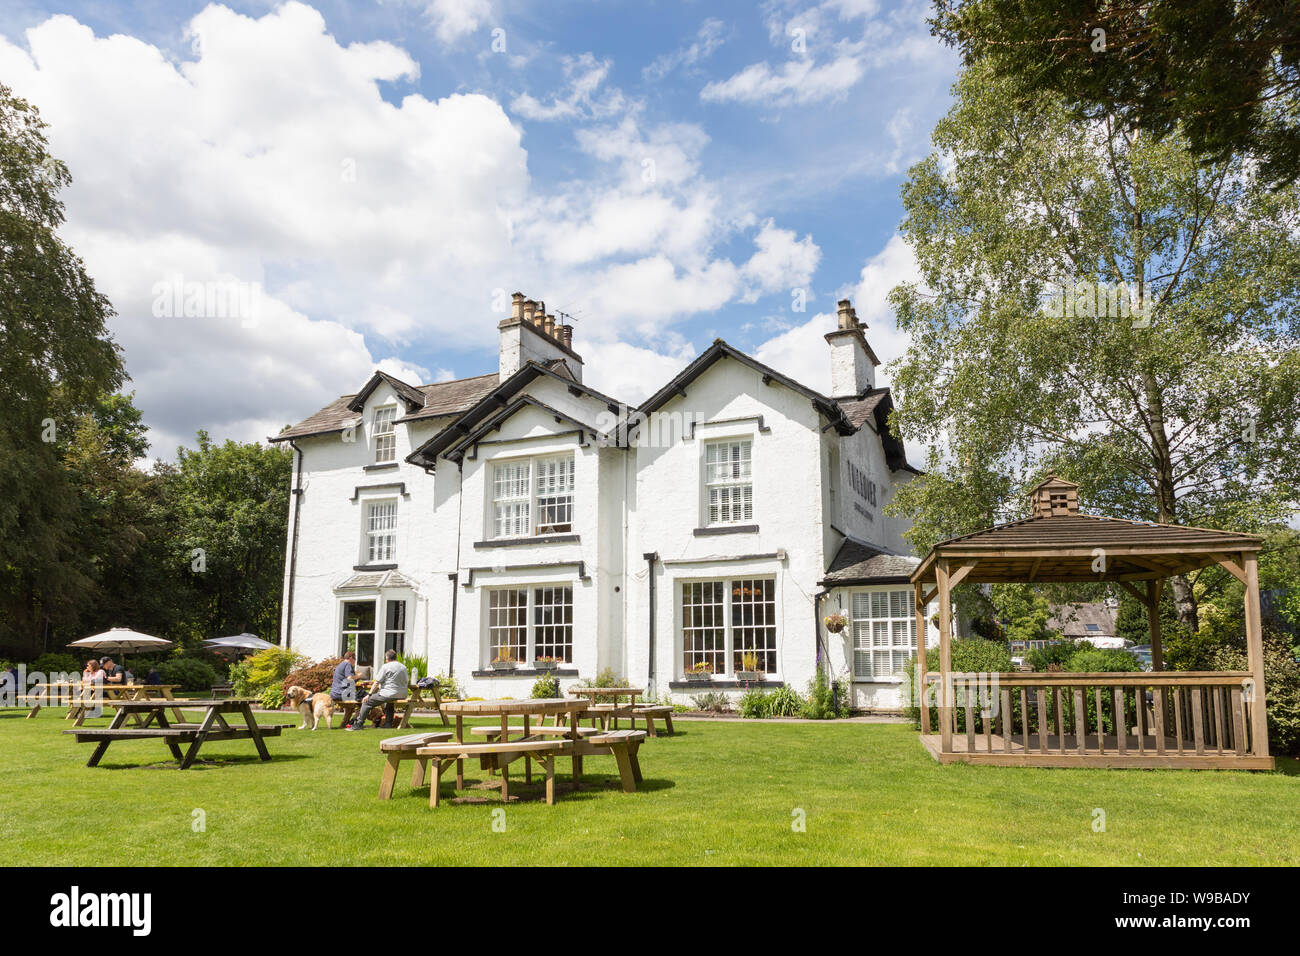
736, 652, 765, 682
681, 662, 714, 683
533, 656, 561, 672
490, 652, 519, 672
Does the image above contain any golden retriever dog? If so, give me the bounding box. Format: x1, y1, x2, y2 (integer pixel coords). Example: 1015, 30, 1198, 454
285, 685, 335, 730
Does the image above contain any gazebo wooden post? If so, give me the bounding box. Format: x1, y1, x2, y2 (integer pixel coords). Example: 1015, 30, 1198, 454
936, 558, 953, 754
1144, 579, 1164, 672
915, 581, 929, 733
1243, 551, 1270, 757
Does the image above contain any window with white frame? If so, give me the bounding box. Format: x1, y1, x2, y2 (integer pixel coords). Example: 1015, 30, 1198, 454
490, 454, 574, 538
486, 585, 573, 664
680, 577, 777, 677
704, 439, 753, 525
365, 500, 397, 563
383, 599, 406, 656
851, 590, 915, 680
373, 406, 397, 463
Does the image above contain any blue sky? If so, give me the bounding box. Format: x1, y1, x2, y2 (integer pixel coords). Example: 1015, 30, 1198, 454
0, 0, 958, 456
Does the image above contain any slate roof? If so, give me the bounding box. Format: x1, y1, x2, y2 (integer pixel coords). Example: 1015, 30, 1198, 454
1048, 601, 1118, 638
272, 373, 500, 442
821, 539, 920, 586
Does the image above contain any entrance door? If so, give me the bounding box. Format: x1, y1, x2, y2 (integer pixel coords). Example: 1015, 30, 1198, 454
341, 600, 376, 668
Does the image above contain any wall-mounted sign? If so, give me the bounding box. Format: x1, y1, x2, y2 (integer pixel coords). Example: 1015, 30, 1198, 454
848, 462, 877, 506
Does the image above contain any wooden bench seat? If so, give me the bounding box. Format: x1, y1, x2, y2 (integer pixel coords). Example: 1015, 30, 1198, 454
590, 729, 646, 745
376, 731, 455, 800
470, 725, 600, 739
631, 705, 675, 737
64, 725, 286, 741
380, 731, 453, 752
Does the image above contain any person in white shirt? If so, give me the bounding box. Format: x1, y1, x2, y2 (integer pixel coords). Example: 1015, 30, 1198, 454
345, 650, 408, 730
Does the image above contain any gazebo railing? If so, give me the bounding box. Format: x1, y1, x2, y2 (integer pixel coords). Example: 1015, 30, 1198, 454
922, 671, 1262, 760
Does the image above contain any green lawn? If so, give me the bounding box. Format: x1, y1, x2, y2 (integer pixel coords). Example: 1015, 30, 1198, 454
3, 708, 1298, 865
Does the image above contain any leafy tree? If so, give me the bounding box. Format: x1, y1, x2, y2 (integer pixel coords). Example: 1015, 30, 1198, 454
886, 61, 1300, 631
169, 432, 292, 641
990, 584, 1061, 648
0, 85, 124, 655
932, 0, 1300, 188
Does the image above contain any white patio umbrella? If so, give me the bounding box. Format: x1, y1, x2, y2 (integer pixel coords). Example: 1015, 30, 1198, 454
204, 633, 277, 652
69, 628, 174, 671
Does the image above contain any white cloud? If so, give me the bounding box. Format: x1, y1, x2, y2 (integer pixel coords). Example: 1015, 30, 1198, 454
424, 0, 492, 45
0, 4, 833, 455
700, 50, 865, 107
510, 53, 628, 122
740, 219, 821, 302
644, 18, 727, 81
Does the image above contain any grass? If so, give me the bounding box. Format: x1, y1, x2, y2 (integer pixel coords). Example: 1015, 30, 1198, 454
3, 708, 1299, 865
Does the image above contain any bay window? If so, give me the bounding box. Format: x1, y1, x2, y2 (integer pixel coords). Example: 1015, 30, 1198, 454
851, 590, 915, 680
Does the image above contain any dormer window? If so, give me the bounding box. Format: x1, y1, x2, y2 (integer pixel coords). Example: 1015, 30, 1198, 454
373, 406, 397, 463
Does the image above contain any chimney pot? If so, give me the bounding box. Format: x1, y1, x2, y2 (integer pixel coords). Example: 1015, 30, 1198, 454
836, 299, 854, 330
534, 301, 545, 328
511, 292, 524, 321
522, 299, 537, 324
560, 324, 573, 348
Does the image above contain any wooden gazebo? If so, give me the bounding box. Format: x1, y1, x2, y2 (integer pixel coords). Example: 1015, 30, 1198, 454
911, 477, 1272, 770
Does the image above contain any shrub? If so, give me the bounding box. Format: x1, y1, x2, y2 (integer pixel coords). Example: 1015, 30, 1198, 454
767, 684, 805, 717
433, 673, 463, 700
397, 653, 428, 681
1026, 640, 1077, 671
159, 656, 220, 692
1210, 631, 1300, 756
689, 691, 731, 713
260, 685, 285, 710
738, 688, 771, 719
803, 668, 849, 719
577, 667, 625, 688
282, 657, 343, 696
530, 673, 560, 698
1065, 647, 1141, 673
903, 637, 1014, 730
32, 652, 81, 676
235, 646, 305, 698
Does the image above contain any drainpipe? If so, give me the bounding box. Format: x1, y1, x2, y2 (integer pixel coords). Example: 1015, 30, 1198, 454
643, 552, 658, 695
446, 572, 459, 677
813, 589, 830, 676
283, 440, 305, 649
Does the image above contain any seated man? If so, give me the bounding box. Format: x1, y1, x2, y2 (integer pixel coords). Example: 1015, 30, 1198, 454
331, 650, 357, 722
100, 658, 126, 684
345, 650, 407, 731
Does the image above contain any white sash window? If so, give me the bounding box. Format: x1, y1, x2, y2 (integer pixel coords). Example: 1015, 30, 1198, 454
366, 500, 397, 563
851, 589, 914, 680
373, 406, 397, 463
491, 455, 574, 538
486, 585, 574, 664
704, 440, 753, 525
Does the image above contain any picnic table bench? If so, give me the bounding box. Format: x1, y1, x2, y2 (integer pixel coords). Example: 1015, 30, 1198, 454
380, 698, 648, 807
63, 698, 292, 769
337, 680, 450, 729
23, 682, 185, 726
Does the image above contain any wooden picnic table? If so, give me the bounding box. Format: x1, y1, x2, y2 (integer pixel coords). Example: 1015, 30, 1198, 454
399, 697, 646, 806
567, 686, 644, 729
63, 698, 291, 769
336, 679, 449, 729
23, 682, 185, 726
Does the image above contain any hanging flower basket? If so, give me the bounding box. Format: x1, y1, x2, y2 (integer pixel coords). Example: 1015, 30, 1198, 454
824, 612, 849, 634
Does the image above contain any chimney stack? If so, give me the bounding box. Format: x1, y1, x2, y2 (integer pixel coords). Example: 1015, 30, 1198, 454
825, 295, 878, 396
498, 290, 584, 382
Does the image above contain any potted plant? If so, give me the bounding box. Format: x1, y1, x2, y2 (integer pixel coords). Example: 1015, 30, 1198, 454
533, 655, 560, 672
824, 612, 848, 634
736, 652, 763, 681
490, 651, 518, 671
682, 661, 713, 682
